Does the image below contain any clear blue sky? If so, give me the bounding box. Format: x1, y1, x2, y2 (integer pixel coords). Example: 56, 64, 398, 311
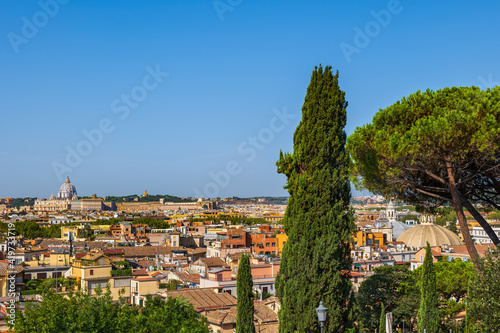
1, 0, 499, 199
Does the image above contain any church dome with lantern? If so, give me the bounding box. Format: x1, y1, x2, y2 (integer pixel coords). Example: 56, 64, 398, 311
58, 176, 77, 199
397, 214, 462, 249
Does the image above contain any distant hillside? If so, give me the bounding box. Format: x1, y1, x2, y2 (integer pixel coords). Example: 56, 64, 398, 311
101, 194, 196, 203
222, 197, 289, 205
4, 197, 37, 209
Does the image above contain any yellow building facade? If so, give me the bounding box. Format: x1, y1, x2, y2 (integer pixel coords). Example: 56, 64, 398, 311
353, 230, 386, 247
276, 234, 288, 255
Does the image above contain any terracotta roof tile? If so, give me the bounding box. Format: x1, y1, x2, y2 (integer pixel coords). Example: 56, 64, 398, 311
161, 288, 236, 310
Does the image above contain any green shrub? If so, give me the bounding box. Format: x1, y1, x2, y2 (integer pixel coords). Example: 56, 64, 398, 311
110, 268, 132, 277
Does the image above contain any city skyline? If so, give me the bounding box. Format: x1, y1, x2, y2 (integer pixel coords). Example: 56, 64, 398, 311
2, 1, 500, 198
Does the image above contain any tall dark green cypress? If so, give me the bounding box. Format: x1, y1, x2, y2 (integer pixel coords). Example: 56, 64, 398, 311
236, 253, 255, 333
417, 243, 441, 333
379, 303, 386, 333
276, 65, 357, 332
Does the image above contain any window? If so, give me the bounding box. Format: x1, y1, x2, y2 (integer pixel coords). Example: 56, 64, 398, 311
89, 281, 108, 289
37, 273, 47, 279
114, 278, 130, 288
272, 243, 276, 247
420, 255, 423, 262
266, 243, 270, 247
24, 273, 31, 280
90, 269, 94, 276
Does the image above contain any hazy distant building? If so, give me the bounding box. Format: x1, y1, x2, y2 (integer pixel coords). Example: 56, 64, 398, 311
470, 225, 500, 244
372, 201, 410, 241
71, 197, 117, 212
58, 176, 78, 199
33, 176, 77, 212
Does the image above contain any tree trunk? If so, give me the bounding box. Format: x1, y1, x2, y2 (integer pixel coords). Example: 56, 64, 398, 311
446, 160, 481, 272
460, 196, 500, 245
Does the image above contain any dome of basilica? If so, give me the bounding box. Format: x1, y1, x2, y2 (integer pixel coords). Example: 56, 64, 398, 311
58, 176, 77, 199
397, 214, 462, 249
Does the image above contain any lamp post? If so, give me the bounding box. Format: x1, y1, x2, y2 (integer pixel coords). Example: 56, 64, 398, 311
402, 319, 405, 333
316, 301, 327, 333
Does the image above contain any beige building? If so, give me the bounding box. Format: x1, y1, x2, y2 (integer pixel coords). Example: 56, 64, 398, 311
69, 253, 132, 301
33, 176, 77, 212
0, 264, 24, 297
61, 225, 92, 241
71, 198, 116, 211
131, 277, 159, 306
33, 197, 71, 212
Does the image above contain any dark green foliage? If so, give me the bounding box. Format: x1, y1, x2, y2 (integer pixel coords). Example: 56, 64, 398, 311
65, 217, 172, 229
43, 224, 62, 238
358, 260, 474, 332
110, 268, 132, 276
400, 214, 419, 223
114, 260, 130, 268
10, 287, 210, 333
434, 259, 474, 302
357, 265, 417, 330
104, 194, 195, 203
466, 246, 500, 331
20, 289, 43, 295
4, 197, 36, 209
0, 221, 62, 238
276, 65, 357, 332
347, 86, 500, 253
159, 279, 182, 290
417, 243, 442, 333
236, 253, 255, 333
486, 211, 500, 220
379, 303, 386, 333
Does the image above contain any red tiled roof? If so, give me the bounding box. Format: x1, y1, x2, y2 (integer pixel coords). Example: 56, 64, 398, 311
173, 271, 201, 284
132, 268, 148, 276
103, 249, 125, 254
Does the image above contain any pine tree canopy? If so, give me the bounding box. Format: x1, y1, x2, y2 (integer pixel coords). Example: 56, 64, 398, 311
347, 86, 500, 269
276, 65, 357, 332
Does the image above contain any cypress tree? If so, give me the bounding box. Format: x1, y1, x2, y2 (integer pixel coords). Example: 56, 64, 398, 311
236, 253, 255, 333
417, 243, 441, 333
276, 65, 357, 332
379, 303, 386, 333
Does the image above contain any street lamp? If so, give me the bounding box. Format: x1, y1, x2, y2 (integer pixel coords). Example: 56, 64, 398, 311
316, 301, 327, 333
